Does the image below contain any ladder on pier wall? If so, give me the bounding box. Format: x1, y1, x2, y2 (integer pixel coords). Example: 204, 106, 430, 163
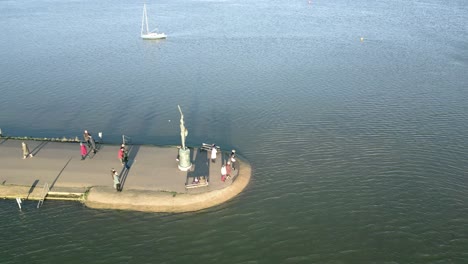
37, 183, 49, 208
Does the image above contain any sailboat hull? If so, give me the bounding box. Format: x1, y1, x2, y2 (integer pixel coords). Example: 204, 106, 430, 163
141, 33, 167, 40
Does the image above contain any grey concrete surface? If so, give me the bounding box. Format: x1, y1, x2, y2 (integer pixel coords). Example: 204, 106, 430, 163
0, 139, 236, 194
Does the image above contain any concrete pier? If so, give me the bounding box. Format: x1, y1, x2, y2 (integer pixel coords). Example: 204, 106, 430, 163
0, 139, 251, 213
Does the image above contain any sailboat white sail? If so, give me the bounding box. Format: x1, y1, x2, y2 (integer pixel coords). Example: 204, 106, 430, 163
141, 3, 167, 40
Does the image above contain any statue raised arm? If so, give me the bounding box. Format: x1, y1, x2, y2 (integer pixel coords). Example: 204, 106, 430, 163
178, 105, 188, 150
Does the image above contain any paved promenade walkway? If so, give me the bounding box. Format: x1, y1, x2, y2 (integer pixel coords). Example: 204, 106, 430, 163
0, 139, 251, 212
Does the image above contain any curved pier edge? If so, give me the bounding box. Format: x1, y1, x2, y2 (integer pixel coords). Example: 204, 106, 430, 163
84, 158, 252, 213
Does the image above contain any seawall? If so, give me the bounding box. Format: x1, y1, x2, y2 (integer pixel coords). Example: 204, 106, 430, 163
0, 138, 252, 213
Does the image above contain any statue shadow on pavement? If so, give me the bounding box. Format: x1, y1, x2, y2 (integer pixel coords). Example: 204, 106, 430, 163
50, 157, 72, 190
186, 148, 210, 185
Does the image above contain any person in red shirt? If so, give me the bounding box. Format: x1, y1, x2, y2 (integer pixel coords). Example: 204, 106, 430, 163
118, 147, 124, 165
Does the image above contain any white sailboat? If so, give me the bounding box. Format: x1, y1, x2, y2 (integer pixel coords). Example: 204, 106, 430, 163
141, 3, 167, 40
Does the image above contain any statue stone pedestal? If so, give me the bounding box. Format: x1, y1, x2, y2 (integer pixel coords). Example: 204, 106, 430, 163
178, 148, 192, 171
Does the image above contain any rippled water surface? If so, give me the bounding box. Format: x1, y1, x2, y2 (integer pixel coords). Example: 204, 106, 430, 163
1, 0, 468, 263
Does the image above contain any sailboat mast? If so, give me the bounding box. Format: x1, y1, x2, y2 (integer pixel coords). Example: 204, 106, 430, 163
141, 4, 146, 35
141, 2, 166, 39
145, 5, 150, 33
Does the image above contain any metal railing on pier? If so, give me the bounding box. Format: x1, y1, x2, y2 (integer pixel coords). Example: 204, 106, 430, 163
122, 135, 132, 145
37, 183, 49, 208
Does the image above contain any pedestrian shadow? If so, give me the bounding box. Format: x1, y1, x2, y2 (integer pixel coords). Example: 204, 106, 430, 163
119, 145, 140, 190
186, 148, 210, 184
228, 154, 240, 181
0, 138, 8, 145
95, 141, 103, 152
83, 149, 91, 159
31, 141, 48, 156
27, 179, 39, 200
222, 151, 228, 164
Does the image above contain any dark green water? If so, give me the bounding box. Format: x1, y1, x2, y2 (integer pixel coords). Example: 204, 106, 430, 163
1, 0, 467, 263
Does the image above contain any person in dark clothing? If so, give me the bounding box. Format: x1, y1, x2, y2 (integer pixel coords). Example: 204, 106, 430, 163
230, 150, 237, 170
123, 148, 129, 167
83, 130, 91, 148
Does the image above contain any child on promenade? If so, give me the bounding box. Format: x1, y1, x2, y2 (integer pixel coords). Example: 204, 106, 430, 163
111, 168, 121, 192
117, 147, 123, 165
80, 142, 87, 160
22, 142, 33, 159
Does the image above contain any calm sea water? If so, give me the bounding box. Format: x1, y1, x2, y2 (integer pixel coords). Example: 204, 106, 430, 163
1, 0, 468, 263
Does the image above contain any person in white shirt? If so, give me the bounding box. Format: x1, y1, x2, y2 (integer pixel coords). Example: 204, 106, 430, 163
211, 144, 217, 163
221, 165, 227, 182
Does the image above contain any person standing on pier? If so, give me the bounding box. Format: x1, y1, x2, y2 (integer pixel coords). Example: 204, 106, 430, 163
83, 130, 91, 148
226, 161, 232, 178
118, 145, 128, 166
123, 148, 129, 167
118, 146, 124, 165
21, 142, 33, 159
211, 144, 217, 163
221, 164, 227, 182
80, 142, 88, 160
230, 150, 237, 170
111, 168, 121, 191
